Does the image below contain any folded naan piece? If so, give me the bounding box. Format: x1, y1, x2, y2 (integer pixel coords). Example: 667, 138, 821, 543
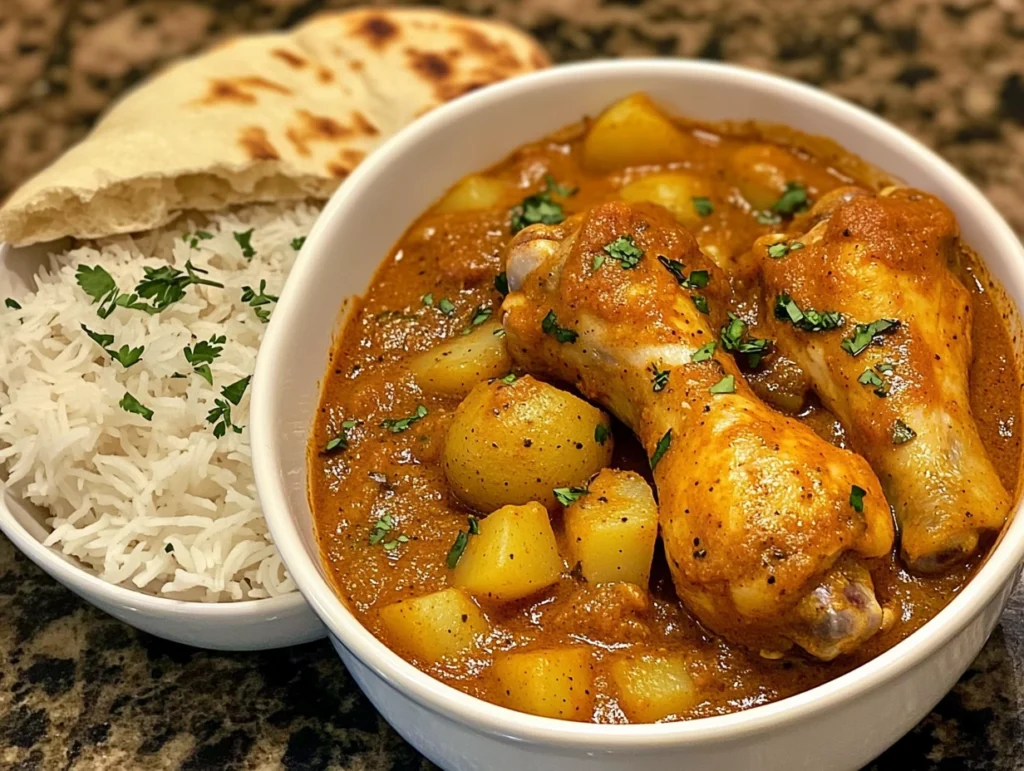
0, 8, 548, 246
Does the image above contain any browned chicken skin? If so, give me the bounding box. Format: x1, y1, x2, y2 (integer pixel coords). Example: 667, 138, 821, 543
501, 201, 895, 659
758, 187, 1011, 572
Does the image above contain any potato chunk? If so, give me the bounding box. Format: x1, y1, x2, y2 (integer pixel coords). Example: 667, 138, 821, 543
443, 375, 613, 511
492, 647, 595, 721
450, 502, 563, 602
435, 174, 508, 212
378, 588, 490, 664
609, 651, 698, 723
582, 94, 697, 173
619, 172, 712, 226
564, 469, 658, 586
409, 321, 511, 397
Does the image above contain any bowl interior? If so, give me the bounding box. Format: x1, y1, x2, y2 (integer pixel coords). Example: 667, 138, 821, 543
252, 60, 1024, 737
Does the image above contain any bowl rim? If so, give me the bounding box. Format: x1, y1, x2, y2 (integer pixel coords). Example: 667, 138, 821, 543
253, 58, 1024, 745
0, 489, 307, 618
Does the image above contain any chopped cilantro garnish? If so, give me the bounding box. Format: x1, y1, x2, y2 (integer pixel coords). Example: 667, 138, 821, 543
291, 236, 306, 251
651, 365, 670, 392
892, 419, 917, 445
692, 197, 714, 217
849, 485, 866, 513
76, 264, 119, 317
756, 211, 782, 226
494, 272, 509, 296
81, 324, 144, 368
602, 235, 644, 270
858, 367, 889, 397
720, 313, 771, 368
437, 298, 455, 315
324, 420, 359, 454
767, 242, 790, 259
446, 516, 481, 568
541, 310, 578, 343
421, 293, 434, 307
710, 375, 736, 394
233, 229, 256, 259
5, 298, 21, 310
369, 513, 408, 551
206, 398, 242, 438
186, 231, 214, 249
81, 325, 114, 349
184, 334, 226, 381
509, 175, 575, 234
221, 375, 251, 406
772, 181, 810, 215
499, 373, 518, 385
464, 305, 492, 332
650, 429, 672, 470
120, 392, 153, 421
592, 253, 606, 272
692, 294, 709, 314
240, 280, 279, 323
381, 404, 428, 433
774, 293, 844, 332
692, 341, 716, 363
841, 318, 900, 357
595, 424, 611, 445
554, 487, 588, 506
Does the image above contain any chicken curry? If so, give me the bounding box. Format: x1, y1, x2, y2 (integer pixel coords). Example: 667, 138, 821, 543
308, 94, 1022, 723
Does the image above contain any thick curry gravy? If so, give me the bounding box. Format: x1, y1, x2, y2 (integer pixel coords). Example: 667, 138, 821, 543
309, 103, 1022, 722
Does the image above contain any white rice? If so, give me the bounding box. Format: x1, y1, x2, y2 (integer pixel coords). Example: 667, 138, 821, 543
0, 202, 321, 601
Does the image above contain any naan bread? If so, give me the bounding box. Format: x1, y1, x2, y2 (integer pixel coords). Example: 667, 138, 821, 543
0, 8, 548, 246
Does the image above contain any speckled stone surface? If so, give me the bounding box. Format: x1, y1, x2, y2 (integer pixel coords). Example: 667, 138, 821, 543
2, 0, 1024, 768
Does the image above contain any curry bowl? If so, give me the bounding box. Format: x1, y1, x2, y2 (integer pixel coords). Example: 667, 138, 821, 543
251, 59, 1024, 770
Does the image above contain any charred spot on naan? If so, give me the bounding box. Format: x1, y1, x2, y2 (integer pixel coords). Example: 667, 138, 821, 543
271, 49, 308, 69
455, 25, 530, 71
408, 49, 453, 80
327, 149, 367, 179
285, 109, 380, 157
238, 127, 280, 161
196, 76, 292, 106
355, 14, 400, 49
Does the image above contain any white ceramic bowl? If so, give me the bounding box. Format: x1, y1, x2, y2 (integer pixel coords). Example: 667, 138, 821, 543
0, 241, 325, 651
252, 60, 1024, 769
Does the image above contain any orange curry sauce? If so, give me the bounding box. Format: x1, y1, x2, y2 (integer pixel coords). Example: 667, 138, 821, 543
308, 112, 1022, 722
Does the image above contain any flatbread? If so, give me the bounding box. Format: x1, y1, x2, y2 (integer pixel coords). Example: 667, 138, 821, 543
0, 8, 549, 246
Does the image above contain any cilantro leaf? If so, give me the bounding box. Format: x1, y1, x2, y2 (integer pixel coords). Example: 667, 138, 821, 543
120, 392, 153, 421
509, 176, 575, 234
81, 324, 114, 349
892, 419, 917, 445
710, 375, 736, 394
554, 487, 588, 506
841, 318, 901, 357
692, 197, 714, 217
772, 181, 810, 215
541, 310, 578, 344
692, 341, 716, 363
437, 298, 455, 315
240, 280, 279, 323
494, 272, 509, 296
595, 424, 611, 445
234, 229, 256, 259
381, 404, 428, 433
5, 298, 21, 310
720, 312, 771, 368
850, 485, 866, 513
774, 293, 844, 332
291, 236, 306, 251
206, 398, 242, 438
650, 429, 672, 470
651, 365, 670, 392
446, 515, 481, 568
76, 265, 117, 304
221, 375, 251, 406
603, 235, 644, 270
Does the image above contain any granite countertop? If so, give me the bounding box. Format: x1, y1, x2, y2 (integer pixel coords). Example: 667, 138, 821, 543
2, 0, 1024, 768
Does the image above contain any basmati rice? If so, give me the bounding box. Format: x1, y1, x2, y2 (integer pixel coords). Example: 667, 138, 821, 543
0, 202, 322, 601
